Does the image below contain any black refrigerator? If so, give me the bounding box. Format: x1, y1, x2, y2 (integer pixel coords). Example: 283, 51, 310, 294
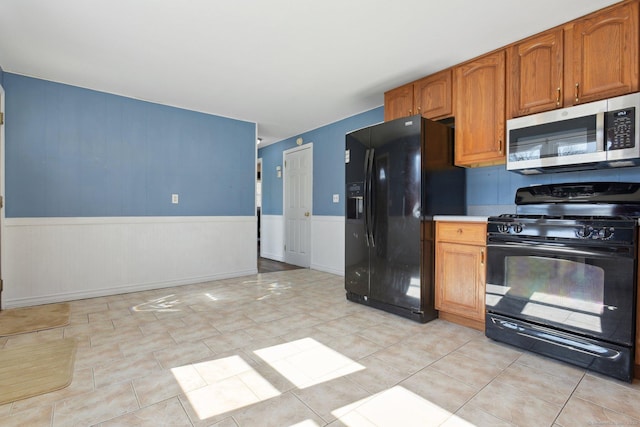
345, 115, 465, 323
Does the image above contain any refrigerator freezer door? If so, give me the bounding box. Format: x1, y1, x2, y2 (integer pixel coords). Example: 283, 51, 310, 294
345, 128, 370, 298
369, 118, 423, 312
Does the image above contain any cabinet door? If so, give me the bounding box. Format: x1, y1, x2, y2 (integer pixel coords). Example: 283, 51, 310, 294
566, 1, 639, 105
508, 29, 563, 118
435, 241, 485, 322
384, 84, 414, 121
414, 69, 453, 120
454, 50, 506, 167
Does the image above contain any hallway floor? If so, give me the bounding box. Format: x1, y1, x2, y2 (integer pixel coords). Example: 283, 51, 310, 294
257, 257, 302, 274
1, 269, 639, 426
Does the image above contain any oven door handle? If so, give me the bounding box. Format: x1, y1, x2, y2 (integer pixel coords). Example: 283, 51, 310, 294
522, 329, 621, 359
487, 242, 633, 258
489, 316, 622, 360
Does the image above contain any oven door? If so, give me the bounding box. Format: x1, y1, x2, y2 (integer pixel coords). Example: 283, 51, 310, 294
485, 238, 636, 346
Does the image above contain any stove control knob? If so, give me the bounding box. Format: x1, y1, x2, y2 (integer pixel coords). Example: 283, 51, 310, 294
597, 227, 614, 240
576, 226, 593, 239
512, 223, 524, 233
497, 223, 511, 233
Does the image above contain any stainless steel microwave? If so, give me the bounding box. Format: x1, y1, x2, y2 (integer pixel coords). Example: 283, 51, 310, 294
506, 92, 640, 174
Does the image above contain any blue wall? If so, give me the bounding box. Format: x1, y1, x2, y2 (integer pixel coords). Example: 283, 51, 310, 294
259, 107, 384, 216
467, 164, 640, 210
4, 73, 256, 217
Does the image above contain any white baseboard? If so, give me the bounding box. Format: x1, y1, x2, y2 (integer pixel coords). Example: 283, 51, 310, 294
4, 269, 257, 308
309, 263, 344, 276
2, 216, 257, 308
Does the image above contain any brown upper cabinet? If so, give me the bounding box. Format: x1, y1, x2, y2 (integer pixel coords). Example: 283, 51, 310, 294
454, 50, 506, 167
384, 69, 453, 121
507, 28, 564, 117
508, 1, 639, 118
414, 70, 453, 120
383, 84, 413, 121
566, 1, 639, 106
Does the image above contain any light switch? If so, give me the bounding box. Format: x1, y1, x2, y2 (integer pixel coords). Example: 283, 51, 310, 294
172, 194, 179, 204
333, 194, 339, 203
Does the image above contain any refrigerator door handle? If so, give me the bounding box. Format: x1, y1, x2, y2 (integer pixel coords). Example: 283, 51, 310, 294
367, 148, 375, 247
363, 149, 371, 247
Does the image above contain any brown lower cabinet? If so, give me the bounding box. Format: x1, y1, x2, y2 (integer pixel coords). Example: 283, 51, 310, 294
435, 221, 487, 331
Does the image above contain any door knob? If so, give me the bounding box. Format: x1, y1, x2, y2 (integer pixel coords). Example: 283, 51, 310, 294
304, 212, 310, 217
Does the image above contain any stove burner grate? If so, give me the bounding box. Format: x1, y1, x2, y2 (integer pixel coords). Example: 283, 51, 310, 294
495, 213, 635, 221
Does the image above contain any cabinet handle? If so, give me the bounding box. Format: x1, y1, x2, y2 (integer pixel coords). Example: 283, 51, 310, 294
556, 87, 561, 106
575, 83, 579, 103
417, 106, 422, 115
498, 139, 503, 154
480, 249, 484, 265
409, 109, 413, 115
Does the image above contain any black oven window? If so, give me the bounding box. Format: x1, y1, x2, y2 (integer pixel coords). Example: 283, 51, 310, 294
498, 256, 605, 333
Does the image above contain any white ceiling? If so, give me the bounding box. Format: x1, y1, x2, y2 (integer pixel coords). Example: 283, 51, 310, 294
0, 0, 622, 146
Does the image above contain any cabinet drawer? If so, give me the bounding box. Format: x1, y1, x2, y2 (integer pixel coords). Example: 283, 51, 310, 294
436, 222, 486, 245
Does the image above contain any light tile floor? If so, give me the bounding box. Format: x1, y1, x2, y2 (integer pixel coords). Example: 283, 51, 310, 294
1, 269, 640, 426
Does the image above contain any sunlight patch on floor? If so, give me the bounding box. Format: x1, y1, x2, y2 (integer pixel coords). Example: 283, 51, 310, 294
204, 293, 219, 301
171, 338, 367, 422
254, 337, 365, 389
132, 295, 181, 312
289, 420, 322, 427
173, 355, 280, 420
333, 386, 454, 426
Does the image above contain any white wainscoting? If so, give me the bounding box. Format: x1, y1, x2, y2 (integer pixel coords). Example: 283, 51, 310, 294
310, 215, 344, 276
259, 214, 285, 261
2, 216, 257, 308
260, 214, 344, 276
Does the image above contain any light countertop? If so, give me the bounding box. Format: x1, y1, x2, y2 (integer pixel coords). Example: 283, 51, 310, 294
433, 215, 489, 223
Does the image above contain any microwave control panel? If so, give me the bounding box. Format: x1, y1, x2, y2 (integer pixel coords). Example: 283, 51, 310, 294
606, 107, 635, 150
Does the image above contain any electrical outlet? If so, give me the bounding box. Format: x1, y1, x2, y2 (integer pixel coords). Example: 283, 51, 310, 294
172, 194, 179, 204
332, 194, 339, 203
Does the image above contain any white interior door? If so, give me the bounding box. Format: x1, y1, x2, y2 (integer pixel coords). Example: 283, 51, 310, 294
284, 144, 312, 267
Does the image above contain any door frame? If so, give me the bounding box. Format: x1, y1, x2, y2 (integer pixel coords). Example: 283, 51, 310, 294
256, 157, 262, 257
0, 83, 5, 309
282, 143, 313, 267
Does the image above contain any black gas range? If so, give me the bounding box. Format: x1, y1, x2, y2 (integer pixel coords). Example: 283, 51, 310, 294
488, 181, 640, 243
485, 182, 639, 382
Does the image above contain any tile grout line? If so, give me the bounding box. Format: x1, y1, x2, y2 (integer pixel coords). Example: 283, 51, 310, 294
289, 390, 330, 426
446, 353, 521, 426
549, 369, 587, 427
